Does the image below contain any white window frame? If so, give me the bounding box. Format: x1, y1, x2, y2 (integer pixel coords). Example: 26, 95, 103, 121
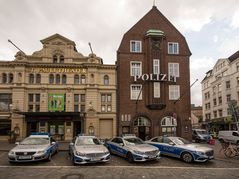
130, 61, 142, 76
169, 85, 180, 100
154, 82, 160, 98
153, 59, 160, 74
130, 40, 142, 53
130, 84, 142, 100
168, 42, 179, 54
168, 63, 179, 78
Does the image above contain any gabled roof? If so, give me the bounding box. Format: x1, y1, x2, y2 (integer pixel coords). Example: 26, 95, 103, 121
40, 33, 76, 46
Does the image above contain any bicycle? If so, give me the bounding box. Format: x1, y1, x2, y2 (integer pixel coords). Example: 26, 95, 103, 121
219, 140, 239, 158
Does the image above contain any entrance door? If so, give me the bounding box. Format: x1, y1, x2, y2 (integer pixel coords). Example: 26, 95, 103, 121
74, 121, 81, 136
138, 126, 146, 140
134, 117, 151, 140
27, 122, 37, 136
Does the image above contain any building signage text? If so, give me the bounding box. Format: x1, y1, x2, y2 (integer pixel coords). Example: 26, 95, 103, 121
133, 73, 176, 82
30, 67, 87, 74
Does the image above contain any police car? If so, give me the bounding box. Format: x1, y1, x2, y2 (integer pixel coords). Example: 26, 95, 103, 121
105, 135, 160, 162
146, 136, 214, 163
8, 133, 59, 163
69, 135, 110, 165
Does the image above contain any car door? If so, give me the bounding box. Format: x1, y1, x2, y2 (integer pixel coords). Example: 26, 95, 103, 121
148, 137, 164, 152
160, 137, 178, 157
114, 138, 127, 157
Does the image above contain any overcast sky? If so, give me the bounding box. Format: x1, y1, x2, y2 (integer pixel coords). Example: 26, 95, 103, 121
0, 0, 239, 106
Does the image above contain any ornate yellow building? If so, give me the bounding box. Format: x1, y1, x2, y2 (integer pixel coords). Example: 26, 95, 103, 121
0, 34, 116, 141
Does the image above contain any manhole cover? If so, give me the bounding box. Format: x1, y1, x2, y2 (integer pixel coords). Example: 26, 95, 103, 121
61, 174, 84, 179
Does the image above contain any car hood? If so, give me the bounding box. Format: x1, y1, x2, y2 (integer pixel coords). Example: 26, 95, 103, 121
179, 144, 213, 152
75, 145, 108, 153
128, 144, 158, 152
11, 144, 49, 152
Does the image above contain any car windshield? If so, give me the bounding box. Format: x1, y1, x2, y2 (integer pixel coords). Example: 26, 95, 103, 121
20, 138, 49, 145
171, 137, 191, 145
76, 137, 101, 146
196, 130, 208, 135
124, 137, 144, 145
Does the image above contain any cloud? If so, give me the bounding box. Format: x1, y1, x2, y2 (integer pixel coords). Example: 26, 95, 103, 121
231, 11, 239, 29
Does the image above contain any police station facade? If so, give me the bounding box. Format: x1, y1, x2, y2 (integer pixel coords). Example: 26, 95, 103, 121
0, 34, 116, 140
117, 6, 192, 140
0, 6, 192, 141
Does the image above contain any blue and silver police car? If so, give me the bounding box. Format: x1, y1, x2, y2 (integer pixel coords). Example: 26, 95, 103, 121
146, 136, 214, 163
69, 135, 110, 165
8, 133, 59, 163
105, 135, 160, 162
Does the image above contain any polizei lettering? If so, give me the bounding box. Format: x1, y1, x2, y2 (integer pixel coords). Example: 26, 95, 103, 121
134, 73, 176, 82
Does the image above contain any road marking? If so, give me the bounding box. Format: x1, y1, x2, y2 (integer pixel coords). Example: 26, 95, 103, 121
0, 165, 239, 170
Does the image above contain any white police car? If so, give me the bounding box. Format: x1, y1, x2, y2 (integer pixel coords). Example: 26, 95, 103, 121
105, 135, 160, 162
146, 136, 214, 163
8, 133, 59, 163
69, 135, 110, 165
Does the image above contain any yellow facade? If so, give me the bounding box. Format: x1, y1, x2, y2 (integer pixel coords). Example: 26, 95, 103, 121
0, 34, 116, 141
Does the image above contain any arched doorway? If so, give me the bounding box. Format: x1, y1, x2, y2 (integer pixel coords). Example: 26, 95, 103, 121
161, 116, 177, 136
134, 116, 151, 140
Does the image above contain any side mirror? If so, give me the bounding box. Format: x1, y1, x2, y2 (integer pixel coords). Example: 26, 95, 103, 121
15, 142, 19, 145
69, 142, 74, 146
119, 143, 124, 146
51, 142, 56, 145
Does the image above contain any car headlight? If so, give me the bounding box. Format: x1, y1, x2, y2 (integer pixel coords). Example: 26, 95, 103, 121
36, 150, 46, 155
8, 151, 15, 155
195, 151, 205, 155
133, 150, 145, 155
104, 151, 110, 155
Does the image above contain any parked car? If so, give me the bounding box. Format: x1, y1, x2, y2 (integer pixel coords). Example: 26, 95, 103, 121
192, 129, 211, 143
8, 132, 59, 163
218, 130, 239, 145
69, 135, 110, 165
146, 136, 214, 163
105, 135, 160, 162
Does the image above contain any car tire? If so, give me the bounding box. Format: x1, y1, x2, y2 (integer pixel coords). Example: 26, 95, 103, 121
127, 152, 134, 163
181, 152, 193, 163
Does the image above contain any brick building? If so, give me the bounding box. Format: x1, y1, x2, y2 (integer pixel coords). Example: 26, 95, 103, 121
117, 6, 192, 140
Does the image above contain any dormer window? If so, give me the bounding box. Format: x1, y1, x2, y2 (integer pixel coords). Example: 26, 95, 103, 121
53, 55, 58, 63
60, 55, 64, 63
52, 54, 64, 63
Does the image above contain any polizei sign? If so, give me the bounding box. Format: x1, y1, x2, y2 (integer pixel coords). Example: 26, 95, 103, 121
133, 73, 176, 82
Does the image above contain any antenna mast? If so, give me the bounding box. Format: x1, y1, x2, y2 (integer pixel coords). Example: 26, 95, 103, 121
88, 42, 94, 54
8, 39, 25, 54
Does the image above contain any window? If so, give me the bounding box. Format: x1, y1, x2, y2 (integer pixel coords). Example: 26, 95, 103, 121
154, 82, 160, 98
62, 74, 67, 84
218, 109, 223, 117
74, 75, 80, 84
74, 105, 79, 112
168, 63, 179, 78
104, 75, 109, 85
36, 74, 41, 84
80, 94, 85, 102
28, 93, 40, 112
168, 42, 179, 54
131, 62, 142, 76
227, 108, 231, 115
161, 116, 177, 136
237, 62, 239, 71
9, 73, 13, 83
74, 94, 79, 103
53, 55, 58, 63
49, 74, 54, 84
81, 75, 86, 84
213, 98, 217, 106
2, 73, 7, 83
169, 85, 180, 100
56, 74, 60, 84
0, 120, 11, 136
0, 94, 12, 111
213, 111, 217, 118
153, 59, 160, 74
28, 94, 34, 102
60, 55, 64, 63
226, 94, 231, 102
218, 83, 222, 92
218, 96, 222, 105
29, 74, 34, 84
131, 85, 142, 100
74, 94, 85, 112
28, 105, 33, 112
101, 94, 112, 112
226, 81, 230, 89
130, 40, 142, 53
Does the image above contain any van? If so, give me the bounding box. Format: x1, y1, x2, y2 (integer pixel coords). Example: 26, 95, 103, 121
218, 130, 239, 145
192, 129, 211, 143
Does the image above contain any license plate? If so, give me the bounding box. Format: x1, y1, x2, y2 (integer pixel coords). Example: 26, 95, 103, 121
18, 155, 31, 159
148, 155, 155, 159
91, 157, 100, 161
208, 156, 214, 159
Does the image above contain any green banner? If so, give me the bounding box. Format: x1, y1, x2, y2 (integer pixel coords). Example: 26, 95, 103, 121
48, 94, 65, 112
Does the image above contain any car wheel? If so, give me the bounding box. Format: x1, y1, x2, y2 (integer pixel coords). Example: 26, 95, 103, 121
181, 152, 193, 163
127, 152, 134, 163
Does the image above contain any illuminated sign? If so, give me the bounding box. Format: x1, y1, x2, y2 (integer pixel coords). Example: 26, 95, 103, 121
48, 94, 65, 112
30, 67, 87, 74
133, 73, 176, 82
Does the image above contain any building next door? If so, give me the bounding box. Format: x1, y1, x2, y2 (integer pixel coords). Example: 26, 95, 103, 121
134, 116, 151, 140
